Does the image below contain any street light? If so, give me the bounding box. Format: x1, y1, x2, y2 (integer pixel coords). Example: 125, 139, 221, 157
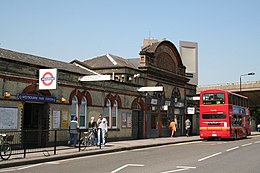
240, 72, 255, 91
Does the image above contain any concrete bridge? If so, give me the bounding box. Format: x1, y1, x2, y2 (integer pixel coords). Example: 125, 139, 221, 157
197, 80, 260, 107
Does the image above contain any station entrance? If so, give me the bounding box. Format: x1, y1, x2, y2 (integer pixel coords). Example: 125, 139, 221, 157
22, 102, 49, 148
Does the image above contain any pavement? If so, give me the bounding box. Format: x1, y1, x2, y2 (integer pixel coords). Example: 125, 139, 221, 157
1, 132, 259, 169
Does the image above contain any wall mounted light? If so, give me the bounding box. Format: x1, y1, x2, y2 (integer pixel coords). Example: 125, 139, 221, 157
4, 91, 11, 98
61, 97, 67, 102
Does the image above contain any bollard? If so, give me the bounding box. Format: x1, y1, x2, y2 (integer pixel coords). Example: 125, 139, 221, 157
99, 128, 102, 149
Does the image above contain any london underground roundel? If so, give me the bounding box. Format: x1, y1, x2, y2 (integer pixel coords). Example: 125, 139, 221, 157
39, 69, 57, 90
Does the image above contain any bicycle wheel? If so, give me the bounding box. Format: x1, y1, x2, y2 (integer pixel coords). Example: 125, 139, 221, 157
80, 137, 87, 151
86, 135, 92, 147
1, 143, 12, 160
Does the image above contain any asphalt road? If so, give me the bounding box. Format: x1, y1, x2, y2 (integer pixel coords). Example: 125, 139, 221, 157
1, 135, 260, 173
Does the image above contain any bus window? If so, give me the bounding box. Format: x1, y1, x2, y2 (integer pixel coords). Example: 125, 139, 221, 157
202, 93, 225, 105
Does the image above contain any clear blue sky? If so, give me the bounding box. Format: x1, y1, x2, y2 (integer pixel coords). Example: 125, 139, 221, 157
1, 0, 260, 86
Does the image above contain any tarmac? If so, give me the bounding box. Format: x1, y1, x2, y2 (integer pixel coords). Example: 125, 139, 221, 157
1, 132, 259, 169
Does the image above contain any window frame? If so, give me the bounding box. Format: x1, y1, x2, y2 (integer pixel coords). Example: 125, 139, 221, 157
79, 96, 87, 129
71, 96, 78, 121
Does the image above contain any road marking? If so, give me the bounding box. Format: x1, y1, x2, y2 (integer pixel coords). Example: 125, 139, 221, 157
160, 166, 196, 173
0, 162, 60, 172
110, 164, 144, 173
198, 152, 222, 162
173, 141, 202, 146
254, 141, 260, 144
241, 143, 252, 147
226, 146, 239, 152
132, 141, 202, 151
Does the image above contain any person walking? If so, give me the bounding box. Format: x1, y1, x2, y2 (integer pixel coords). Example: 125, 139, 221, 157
169, 119, 176, 138
97, 114, 108, 146
257, 124, 260, 132
69, 116, 79, 147
185, 118, 191, 137
88, 116, 97, 145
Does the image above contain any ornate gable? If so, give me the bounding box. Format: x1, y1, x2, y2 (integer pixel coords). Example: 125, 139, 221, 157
139, 40, 185, 76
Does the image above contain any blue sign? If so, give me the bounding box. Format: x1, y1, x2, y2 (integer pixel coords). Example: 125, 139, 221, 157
17, 94, 56, 103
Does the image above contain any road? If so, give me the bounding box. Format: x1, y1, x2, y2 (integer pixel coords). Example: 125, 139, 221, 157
1, 135, 260, 173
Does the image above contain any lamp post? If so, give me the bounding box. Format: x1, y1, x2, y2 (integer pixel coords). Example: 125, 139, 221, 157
240, 72, 255, 92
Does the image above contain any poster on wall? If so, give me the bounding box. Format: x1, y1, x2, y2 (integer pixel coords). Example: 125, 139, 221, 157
0, 107, 18, 129
122, 113, 127, 128
53, 110, 61, 129
61, 110, 69, 128
126, 113, 132, 128
121, 113, 132, 128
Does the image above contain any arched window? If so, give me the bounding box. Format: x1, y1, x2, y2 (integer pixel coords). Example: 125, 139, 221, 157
112, 100, 118, 128
105, 99, 111, 128
80, 97, 87, 128
71, 96, 78, 120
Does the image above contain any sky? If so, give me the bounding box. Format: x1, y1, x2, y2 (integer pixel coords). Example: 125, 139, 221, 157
1, 0, 260, 86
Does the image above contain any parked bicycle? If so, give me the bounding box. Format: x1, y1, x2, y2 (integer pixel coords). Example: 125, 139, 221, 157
80, 128, 96, 150
0, 134, 12, 160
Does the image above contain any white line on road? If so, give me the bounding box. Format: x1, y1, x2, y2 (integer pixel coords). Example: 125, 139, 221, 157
160, 166, 196, 173
254, 141, 260, 144
110, 164, 144, 173
0, 162, 60, 172
241, 143, 252, 147
198, 152, 222, 162
226, 146, 239, 152
132, 141, 202, 151
173, 141, 202, 146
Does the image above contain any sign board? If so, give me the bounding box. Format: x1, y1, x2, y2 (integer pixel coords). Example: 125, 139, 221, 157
187, 107, 195, 114
53, 110, 61, 129
79, 75, 111, 81
137, 86, 163, 92
61, 110, 69, 128
17, 94, 56, 103
151, 99, 158, 105
0, 107, 18, 129
174, 108, 180, 115
39, 69, 57, 90
174, 102, 184, 108
162, 105, 168, 110
165, 101, 171, 106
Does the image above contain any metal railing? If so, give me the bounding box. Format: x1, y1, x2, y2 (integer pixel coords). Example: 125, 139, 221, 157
0, 129, 90, 159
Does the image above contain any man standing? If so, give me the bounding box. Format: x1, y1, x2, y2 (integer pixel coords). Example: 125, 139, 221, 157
69, 116, 79, 147
97, 114, 108, 146
185, 118, 191, 137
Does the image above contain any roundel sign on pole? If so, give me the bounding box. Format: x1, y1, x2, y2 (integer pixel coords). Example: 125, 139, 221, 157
39, 69, 58, 90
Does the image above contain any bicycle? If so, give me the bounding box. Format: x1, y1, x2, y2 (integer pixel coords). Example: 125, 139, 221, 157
0, 134, 12, 160
80, 128, 96, 150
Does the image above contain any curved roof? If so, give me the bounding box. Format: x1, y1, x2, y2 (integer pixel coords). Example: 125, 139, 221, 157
141, 40, 184, 67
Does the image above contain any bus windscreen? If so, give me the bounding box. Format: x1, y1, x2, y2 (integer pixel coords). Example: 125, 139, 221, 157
202, 93, 225, 105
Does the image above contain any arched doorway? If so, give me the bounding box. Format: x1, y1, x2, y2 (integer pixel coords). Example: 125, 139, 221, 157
23, 102, 49, 148
21, 85, 51, 148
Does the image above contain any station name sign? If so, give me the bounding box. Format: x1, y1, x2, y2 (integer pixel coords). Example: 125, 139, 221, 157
17, 94, 56, 103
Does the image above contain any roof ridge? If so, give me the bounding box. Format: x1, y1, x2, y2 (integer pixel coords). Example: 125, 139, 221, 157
106, 53, 117, 65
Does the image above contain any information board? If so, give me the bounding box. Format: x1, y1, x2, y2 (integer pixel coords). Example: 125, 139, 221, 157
0, 107, 18, 129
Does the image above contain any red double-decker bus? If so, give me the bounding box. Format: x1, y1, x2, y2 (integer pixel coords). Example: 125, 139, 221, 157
200, 89, 251, 140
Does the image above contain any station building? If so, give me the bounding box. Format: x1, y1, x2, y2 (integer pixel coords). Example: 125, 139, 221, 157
0, 39, 198, 146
